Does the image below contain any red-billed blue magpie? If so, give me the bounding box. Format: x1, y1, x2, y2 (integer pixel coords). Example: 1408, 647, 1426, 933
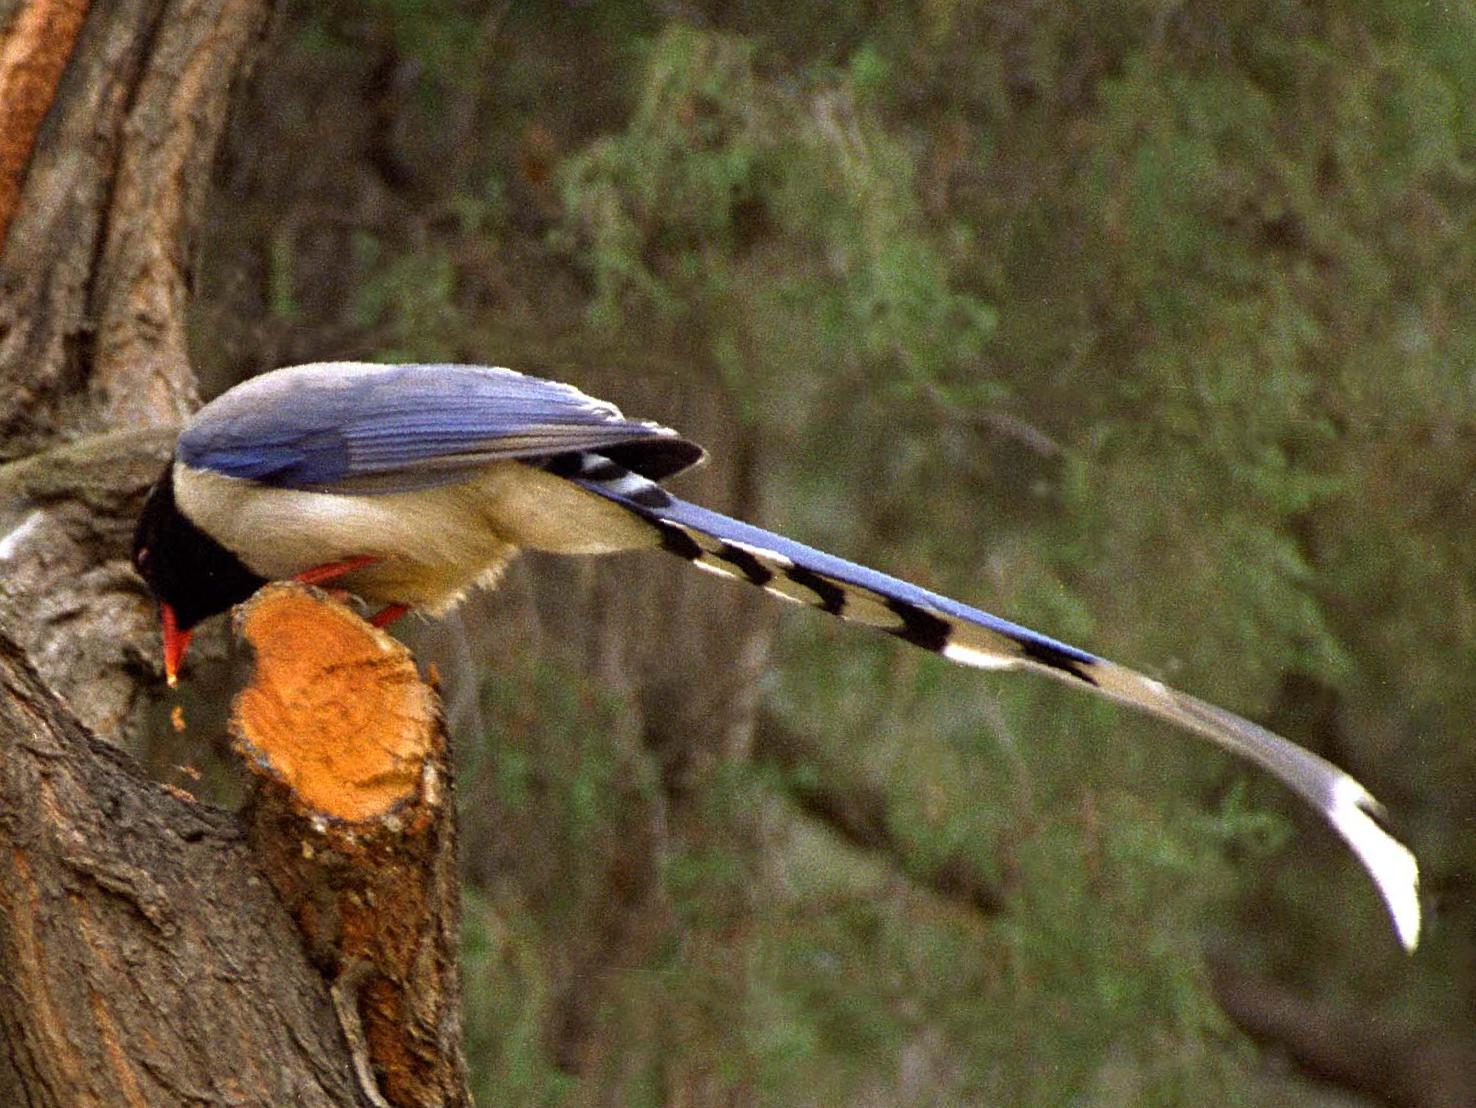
131, 361, 1420, 949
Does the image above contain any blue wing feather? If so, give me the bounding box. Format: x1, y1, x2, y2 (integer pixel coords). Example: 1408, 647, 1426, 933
178, 362, 703, 492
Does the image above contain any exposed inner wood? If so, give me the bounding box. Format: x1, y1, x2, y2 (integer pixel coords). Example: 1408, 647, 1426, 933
232, 583, 436, 822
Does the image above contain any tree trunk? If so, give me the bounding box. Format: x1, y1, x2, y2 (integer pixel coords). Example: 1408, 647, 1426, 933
0, 3, 471, 1103
0, 625, 373, 1106
0, 0, 272, 734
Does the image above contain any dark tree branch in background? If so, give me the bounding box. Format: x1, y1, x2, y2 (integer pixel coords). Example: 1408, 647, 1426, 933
753, 709, 1004, 916
1211, 961, 1476, 1108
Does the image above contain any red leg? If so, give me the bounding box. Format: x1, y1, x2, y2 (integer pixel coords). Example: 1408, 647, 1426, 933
294, 555, 381, 587
293, 557, 405, 625
370, 603, 411, 628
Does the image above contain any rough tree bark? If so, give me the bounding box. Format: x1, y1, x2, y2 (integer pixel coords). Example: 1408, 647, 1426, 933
0, 3, 471, 1104
0, 0, 263, 733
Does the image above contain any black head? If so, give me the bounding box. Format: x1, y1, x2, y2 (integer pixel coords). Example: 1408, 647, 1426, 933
133, 464, 268, 632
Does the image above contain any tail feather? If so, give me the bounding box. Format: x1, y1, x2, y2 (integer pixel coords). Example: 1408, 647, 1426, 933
563, 453, 1421, 950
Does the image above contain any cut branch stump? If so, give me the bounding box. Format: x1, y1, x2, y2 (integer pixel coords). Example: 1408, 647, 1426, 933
231, 583, 470, 1108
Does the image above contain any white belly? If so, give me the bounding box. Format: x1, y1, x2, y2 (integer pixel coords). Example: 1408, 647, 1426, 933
173, 460, 658, 613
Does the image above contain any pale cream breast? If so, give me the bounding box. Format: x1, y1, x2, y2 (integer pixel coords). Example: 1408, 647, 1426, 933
172, 459, 660, 613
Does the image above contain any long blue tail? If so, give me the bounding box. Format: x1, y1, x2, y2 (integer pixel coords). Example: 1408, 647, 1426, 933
561, 452, 1421, 950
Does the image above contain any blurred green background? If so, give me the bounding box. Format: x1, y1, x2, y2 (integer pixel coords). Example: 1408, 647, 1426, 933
180, 1, 1476, 1103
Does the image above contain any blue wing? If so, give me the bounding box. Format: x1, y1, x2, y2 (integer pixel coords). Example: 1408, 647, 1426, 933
177, 362, 704, 493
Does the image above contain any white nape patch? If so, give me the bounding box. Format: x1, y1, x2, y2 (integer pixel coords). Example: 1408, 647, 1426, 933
724, 538, 793, 569
1325, 775, 1421, 952
942, 641, 1017, 670
0, 510, 45, 561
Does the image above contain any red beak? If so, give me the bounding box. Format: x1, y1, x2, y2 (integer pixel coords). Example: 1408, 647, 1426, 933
160, 602, 193, 688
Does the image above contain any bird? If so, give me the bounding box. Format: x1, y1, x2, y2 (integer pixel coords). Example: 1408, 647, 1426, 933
131, 360, 1420, 950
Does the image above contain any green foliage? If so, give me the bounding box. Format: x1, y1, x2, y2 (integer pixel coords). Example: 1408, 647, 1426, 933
349, 238, 465, 362
555, 24, 999, 401
461, 887, 577, 1106
999, 784, 1286, 1099
267, 228, 302, 322
539, 7, 1473, 1100
298, 0, 489, 94
551, 27, 765, 328
241, 1, 1476, 1102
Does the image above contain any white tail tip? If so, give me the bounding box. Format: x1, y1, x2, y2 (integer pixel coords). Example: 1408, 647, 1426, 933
1326, 777, 1421, 952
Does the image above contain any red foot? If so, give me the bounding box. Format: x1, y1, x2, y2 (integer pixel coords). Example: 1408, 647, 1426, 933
292, 557, 406, 626
295, 555, 381, 587
370, 603, 411, 628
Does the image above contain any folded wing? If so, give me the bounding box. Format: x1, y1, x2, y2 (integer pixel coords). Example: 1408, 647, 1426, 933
178, 361, 705, 493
